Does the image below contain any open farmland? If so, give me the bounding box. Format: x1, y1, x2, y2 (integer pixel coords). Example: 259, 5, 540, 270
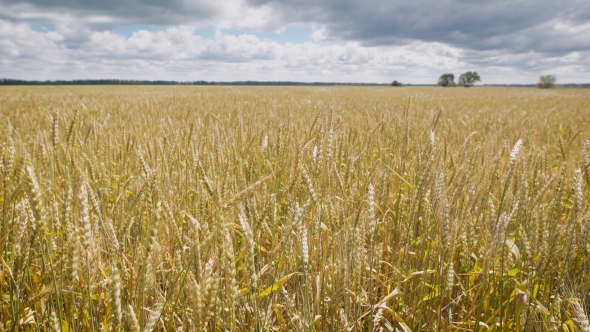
1, 86, 590, 331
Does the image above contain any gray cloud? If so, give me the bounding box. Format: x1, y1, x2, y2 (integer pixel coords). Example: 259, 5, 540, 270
2, 0, 588, 55
245, 0, 590, 53
0, 0, 226, 30
1, 0, 589, 82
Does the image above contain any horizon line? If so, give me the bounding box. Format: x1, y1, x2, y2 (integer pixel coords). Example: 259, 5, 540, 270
1, 78, 589, 87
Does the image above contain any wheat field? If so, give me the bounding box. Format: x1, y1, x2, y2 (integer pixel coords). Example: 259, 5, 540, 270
1, 85, 590, 331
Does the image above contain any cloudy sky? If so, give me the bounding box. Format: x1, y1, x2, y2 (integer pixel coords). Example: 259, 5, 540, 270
1, 0, 589, 84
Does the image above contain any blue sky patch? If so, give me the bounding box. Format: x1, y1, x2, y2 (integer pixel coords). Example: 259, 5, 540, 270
219, 25, 315, 44
30, 23, 56, 32
113, 25, 168, 37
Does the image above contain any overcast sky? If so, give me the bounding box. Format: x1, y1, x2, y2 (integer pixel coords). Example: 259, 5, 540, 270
1, 0, 589, 84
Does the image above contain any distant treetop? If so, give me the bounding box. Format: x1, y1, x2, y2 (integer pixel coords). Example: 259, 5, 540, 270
437, 73, 455, 87
458, 71, 481, 87
536, 75, 556, 88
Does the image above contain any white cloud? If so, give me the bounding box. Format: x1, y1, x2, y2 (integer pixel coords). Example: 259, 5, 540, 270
312, 26, 328, 41
1, 19, 589, 83
1, 0, 589, 82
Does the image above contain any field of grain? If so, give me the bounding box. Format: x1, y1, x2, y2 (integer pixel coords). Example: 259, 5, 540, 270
1, 86, 590, 331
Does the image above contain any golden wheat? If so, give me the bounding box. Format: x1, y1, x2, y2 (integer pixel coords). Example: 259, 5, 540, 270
0, 85, 590, 331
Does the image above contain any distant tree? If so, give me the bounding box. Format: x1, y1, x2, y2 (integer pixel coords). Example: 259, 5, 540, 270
437, 73, 455, 87
536, 75, 556, 89
458, 71, 481, 87
391, 80, 402, 86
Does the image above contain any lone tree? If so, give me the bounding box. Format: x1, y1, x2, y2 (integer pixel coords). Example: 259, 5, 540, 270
537, 75, 556, 88
438, 73, 455, 87
458, 71, 481, 87
391, 80, 402, 86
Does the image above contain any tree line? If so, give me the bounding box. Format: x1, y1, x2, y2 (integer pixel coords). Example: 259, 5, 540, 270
435, 72, 560, 88
437, 72, 481, 87
0, 79, 390, 86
